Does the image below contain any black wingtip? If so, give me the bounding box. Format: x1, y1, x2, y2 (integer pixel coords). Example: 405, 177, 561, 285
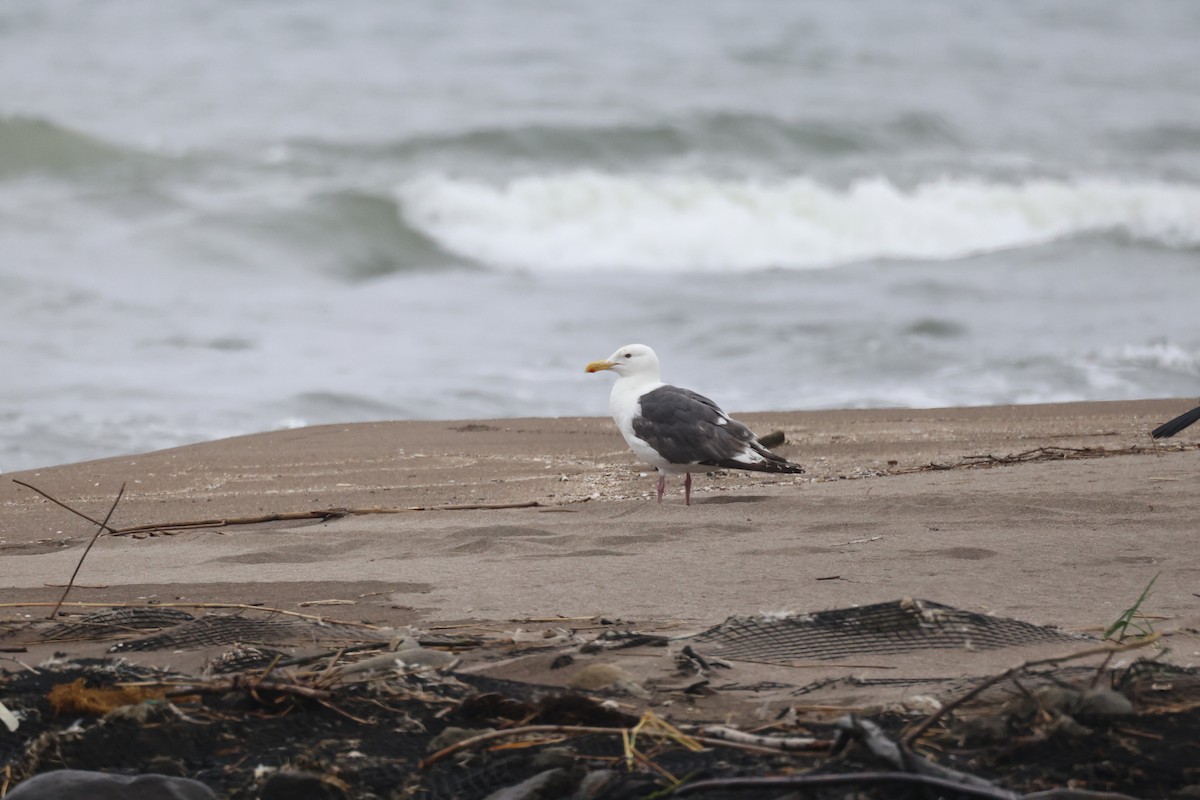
706, 458, 805, 475
1151, 404, 1200, 439
759, 459, 806, 475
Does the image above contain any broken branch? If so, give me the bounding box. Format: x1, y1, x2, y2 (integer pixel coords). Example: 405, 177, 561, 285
48, 483, 125, 620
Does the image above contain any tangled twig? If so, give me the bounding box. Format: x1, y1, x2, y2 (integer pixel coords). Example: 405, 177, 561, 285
419, 722, 832, 769
903, 632, 1164, 747
895, 442, 1191, 473
48, 483, 125, 620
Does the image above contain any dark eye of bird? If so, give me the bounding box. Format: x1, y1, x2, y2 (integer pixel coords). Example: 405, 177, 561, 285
624, 353, 632, 358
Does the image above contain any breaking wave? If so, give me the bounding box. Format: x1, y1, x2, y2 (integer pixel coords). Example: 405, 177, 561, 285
397, 172, 1200, 272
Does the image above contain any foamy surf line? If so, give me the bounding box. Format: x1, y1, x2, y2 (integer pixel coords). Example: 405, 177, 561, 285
396, 172, 1200, 272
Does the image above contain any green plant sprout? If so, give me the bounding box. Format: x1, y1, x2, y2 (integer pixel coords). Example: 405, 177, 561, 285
1104, 573, 1159, 642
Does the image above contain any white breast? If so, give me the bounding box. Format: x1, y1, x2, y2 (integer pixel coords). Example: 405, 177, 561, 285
609, 378, 672, 470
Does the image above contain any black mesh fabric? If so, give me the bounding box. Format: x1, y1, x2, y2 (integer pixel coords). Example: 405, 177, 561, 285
108, 615, 389, 652
688, 599, 1087, 662
41, 608, 198, 641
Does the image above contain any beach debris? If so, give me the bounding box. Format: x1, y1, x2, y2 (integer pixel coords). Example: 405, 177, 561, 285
757, 430, 787, 449
697, 725, 823, 751
42, 607, 197, 641
898, 442, 1193, 474
1032, 685, 1134, 719
579, 629, 669, 653
0, 699, 19, 732
47, 678, 167, 716
0, 601, 1191, 798
676, 643, 731, 675
108, 614, 391, 652
204, 644, 288, 675
9, 477, 546, 542
688, 599, 1087, 665
329, 644, 457, 677
11, 481, 127, 620
902, 631, 1162, 748
837, 715, 1016, 795
565, 663, 647, 698
1150, 401, 1200, 439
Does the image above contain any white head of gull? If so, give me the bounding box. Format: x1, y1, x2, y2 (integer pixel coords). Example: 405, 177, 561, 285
586, 344, 804, 505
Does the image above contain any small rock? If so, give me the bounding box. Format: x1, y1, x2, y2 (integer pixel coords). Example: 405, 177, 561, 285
1032, 685, 1079, 715
394, 645, 457, 669
531, 747, 576, 771
482, 767, 578, 800
1031, 685, 1133, 719
334, 646, 455, 677
1044, 713, 1092, 739
955, 714, 1010, 746
571, 770, 618, 799
427, 726, 493, 753
5, 770, 216, 800
261, 770, 348, 800
1075, 688, 1133, 719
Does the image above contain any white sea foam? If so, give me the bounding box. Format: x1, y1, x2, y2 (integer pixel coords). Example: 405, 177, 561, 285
1100, 340, 1200, 374
397, 172, 1200, 272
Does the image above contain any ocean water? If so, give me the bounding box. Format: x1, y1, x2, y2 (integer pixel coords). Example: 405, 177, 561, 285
2, 1, 1199, 471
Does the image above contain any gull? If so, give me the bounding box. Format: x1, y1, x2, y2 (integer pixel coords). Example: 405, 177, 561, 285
586, 344, 804, 505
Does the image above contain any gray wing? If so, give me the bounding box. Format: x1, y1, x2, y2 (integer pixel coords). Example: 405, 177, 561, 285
632, 385, 777, 468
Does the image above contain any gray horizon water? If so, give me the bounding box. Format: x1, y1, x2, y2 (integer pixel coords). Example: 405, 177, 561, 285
2, 1, 1199, 471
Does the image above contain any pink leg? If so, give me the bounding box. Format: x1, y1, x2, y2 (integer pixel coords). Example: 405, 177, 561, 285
684, 472, 692, 506
656, 472, 666, 503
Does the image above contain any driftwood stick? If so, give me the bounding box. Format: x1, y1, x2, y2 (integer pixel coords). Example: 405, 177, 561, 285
111, 509, 351, 535
903, 632, 1163, 747
108, 501, 543, 536
48, 483, 125, 620
10, 479, 542, 539
164, 679, 332, 701
697, 725, 824, 751
420, 724, 636, 768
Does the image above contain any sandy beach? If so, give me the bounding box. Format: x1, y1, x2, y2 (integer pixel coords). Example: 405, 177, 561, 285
3, 398, 1199, 797
3, 398, 1196, 641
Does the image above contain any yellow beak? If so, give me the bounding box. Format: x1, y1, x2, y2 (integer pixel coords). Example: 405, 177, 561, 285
585, 359, 616, 373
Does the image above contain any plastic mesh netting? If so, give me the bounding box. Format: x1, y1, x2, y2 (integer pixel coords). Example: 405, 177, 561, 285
108, 615, 389, 652
4, 602, 1196, 799
688, 599, 1087, 662
41, 608, 198, 641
